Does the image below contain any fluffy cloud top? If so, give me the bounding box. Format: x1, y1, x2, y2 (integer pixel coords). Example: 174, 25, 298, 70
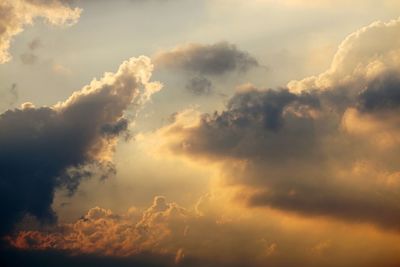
0, 56, 161, 236
288, 18, 400, 93
0, 0, 81, 64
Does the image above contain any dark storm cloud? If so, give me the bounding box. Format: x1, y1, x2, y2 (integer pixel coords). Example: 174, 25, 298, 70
185, 76, 213, 96
154, 42, 259, 76
0, 57, 160, 236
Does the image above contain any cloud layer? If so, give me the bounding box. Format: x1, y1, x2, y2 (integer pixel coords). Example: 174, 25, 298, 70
0, 56, 161, 235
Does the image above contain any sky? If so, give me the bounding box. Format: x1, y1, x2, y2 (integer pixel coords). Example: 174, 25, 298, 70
1, 0, 400, 266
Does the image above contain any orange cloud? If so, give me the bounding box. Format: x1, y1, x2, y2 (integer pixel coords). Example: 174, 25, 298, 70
8, 195, 400, 267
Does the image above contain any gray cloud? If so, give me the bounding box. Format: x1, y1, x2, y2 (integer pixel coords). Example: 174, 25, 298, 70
20, 38, 42, 65
0, 56, 160, 236
154, 42, 259, 76
28, 38, 42, 50
358, 72, 400, 112
185, 76, 213, 96
0, 83, 18, 111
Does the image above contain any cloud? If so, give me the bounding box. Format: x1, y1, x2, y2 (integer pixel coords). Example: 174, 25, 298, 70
148, 18, 400, 230
8, 195, 283, 266
0, 0, 81, 64
185, 76, 213, 96
288, 18, 400, 93
357, 72, 400, 112
0, 83, 18, 110
19, 38, 42, 65
9, 197, 188, 257
3, 195, 304, 266
20, 53, 38, 64
0, 56, 161, 236
154, 42, 259, 98
8, 195, 400, 267
154, 42, 259, 76
28, 38, 42, 50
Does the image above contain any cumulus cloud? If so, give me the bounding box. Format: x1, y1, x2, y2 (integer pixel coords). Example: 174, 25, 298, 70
8, 195, 400, 267
0, 0, 81, 64
3, 196, 309, 266
8, 195, 281, 266
154, 42, 259, 76
0, 56, 161, 236
148, 18, 400, 230
288, 18, 400, 93
9, 197, 187, 256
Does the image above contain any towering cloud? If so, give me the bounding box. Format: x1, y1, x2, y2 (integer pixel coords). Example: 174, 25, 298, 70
151, 18, 400, 230
0, 56, 161, 235
0, 0, 81, 64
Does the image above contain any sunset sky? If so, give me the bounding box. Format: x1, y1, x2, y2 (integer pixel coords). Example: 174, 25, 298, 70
1, 1, 400, 266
